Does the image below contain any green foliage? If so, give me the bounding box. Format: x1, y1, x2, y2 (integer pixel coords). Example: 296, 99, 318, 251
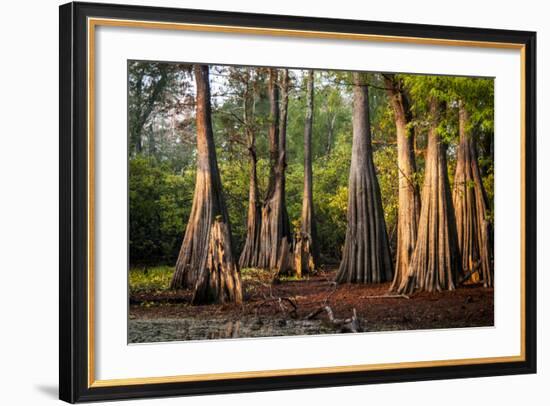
286, 71, 352, 160
129, 156, 195, 264
129, 266, 174, 293
312, 135, 352, 258
128, 61, 194, 159
401, 74, 494, 145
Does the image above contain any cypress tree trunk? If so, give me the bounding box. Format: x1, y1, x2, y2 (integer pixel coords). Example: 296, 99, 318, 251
171, 65, 242, 304
239, 72, 262, 269
239, 145, 262, 268
265, 68, 279, 200
397, 99, 460, 294
259, 69, 293, 273
453, 101, 493, 287
295, 70, 320, 276
336, 72, 393, 284
384, 75, 421, 292
192, 218, 243, 304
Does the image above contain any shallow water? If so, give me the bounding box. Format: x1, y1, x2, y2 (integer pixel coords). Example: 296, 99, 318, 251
128, 316, 336, 343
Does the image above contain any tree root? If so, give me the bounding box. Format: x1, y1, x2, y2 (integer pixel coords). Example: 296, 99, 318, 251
324, 306, 362, 333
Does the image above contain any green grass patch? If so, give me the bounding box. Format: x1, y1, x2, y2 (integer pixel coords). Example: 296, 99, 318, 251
240, 267, 308, 283
129, 266, 307, 295
129, 265, 174, 293
278, 274, 308, 282
240, 267, 267, 281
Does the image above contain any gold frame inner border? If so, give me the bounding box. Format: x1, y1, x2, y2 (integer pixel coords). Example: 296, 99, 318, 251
86, 17, 527, 388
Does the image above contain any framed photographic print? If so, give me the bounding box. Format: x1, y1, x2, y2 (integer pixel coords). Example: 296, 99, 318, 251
59, 1, 537, 403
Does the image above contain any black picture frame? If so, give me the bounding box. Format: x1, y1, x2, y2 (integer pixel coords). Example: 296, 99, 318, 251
59, 1, 537, 403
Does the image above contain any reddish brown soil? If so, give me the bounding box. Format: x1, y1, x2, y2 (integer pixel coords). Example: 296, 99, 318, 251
129, 268, 493, 337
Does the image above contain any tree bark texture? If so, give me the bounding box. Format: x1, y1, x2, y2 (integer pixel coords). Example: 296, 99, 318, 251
295, 70, 320, 276
452, 101, 493, 287
192, 218, 243, 304
239, 71, 262, 269
265, 68, 280, 199
397, 99, 460, 294
171, 65, 242, 304
384, 75, 421, 292
259, 69, 293, 273
336, 73, 393, 284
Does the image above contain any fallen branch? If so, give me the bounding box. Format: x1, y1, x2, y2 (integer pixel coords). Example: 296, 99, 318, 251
323, 306, 362, 333
278, 297, 298, 319
305, 307, 324, 320
279, 297, 297, 310
308, 306, 362, 332
254, 296, 298, 319
304, 282, 340, 320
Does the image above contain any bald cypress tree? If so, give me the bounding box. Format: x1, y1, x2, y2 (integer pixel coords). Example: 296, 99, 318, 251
384, 74, 421, 292
239, 69, 262, 269
295, 70, 320, 276
453, 100, 493, 287
398, 98, 460, 294
171, 65, 242, 304
336, 72, 393, 284
258, 69, 293, 274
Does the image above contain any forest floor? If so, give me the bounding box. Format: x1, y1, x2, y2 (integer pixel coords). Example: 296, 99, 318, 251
128, 266, 493, 343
